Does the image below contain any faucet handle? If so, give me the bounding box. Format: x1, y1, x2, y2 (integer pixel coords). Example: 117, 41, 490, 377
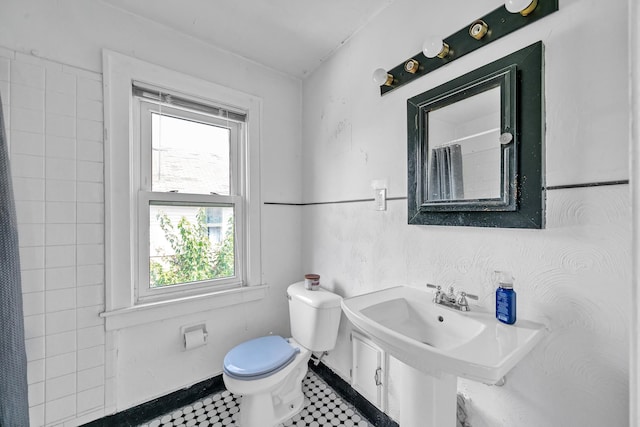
426, 284, 443, 303
456, 291, 479, 311
462, 291, 478, 300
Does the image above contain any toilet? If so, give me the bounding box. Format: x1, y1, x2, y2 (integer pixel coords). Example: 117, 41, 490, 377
222, 281, 342, 427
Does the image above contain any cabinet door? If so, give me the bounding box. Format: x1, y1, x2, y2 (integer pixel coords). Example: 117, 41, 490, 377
351, 331, 385, 410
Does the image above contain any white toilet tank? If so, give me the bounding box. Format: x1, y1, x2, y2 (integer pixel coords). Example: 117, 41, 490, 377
287, 281, 342, 352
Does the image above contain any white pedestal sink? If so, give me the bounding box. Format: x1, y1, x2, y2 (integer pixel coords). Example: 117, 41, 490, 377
341, 286, 546, 427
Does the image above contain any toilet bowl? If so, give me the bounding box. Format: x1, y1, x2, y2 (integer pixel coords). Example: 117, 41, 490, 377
222, 282, 342, 427
223, 337, 310, 426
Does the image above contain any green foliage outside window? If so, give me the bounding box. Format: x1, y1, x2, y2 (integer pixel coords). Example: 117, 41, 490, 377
150, 208, 234, 287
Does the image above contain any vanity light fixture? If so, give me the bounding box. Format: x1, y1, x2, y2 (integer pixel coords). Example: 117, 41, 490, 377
505, 0, 538, 16
374, 0, 557, 95
422, 37, 450, 59
404, 59, 420, 74
469, 20, 489, 40
372, 68, 394, 86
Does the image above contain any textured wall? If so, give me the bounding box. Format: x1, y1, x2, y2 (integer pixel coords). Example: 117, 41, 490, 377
303, 186, 630, 426
301, 0, 631, 425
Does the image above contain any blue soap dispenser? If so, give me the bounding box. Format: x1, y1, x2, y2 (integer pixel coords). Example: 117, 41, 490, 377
495, 271, 516, 325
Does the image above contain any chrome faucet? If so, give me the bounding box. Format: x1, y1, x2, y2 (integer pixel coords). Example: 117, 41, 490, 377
426, 284, 479, 311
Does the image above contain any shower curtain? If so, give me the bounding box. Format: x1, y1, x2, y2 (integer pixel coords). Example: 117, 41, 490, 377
428, 144, 464, 201
0, 94, 30, 425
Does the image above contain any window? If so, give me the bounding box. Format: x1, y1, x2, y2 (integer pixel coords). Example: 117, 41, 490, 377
103, 51, 262, 314
134, 88, 247, 301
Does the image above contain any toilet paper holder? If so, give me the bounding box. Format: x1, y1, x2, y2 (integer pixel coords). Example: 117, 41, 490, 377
180, 322, 208, 351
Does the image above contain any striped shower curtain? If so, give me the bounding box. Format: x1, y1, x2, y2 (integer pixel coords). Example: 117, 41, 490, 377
0, 94, 30, 425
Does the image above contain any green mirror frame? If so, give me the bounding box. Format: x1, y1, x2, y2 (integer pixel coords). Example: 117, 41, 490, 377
407, 41, 545, 229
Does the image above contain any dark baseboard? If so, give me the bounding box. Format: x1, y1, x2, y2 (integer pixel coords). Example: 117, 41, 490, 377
81, 375, 225, 427
308, 360, 399, 427
81, 361, 397, 427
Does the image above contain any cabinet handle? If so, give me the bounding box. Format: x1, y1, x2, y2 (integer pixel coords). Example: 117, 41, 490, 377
374, 367, 382, 386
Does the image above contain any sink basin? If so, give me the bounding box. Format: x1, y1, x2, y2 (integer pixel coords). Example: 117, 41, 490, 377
342, 285, 546, 384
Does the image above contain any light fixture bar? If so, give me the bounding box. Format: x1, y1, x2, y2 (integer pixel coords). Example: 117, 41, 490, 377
378, 0, 558, 95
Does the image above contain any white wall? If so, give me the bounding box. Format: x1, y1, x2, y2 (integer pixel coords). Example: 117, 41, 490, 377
301, 0, 631, 426
0, 0, 303, 425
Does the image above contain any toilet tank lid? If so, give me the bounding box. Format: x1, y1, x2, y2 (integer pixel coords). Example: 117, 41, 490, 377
287, 281, 342, 309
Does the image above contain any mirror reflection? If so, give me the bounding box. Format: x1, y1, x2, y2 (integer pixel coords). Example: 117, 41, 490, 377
426, 87, 501, 202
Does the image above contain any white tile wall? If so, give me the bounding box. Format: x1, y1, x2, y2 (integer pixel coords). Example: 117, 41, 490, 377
28, 381, 45, 407
23, 292, 45, 317
46, 91, 76, 117
18, 223, 45, 246
45, 372, 77, 402
21, 269, 45, 293
77, 366, 104, 392
77, 346, 104, 371
19, 246, 45, 270
45, 331, 77, 357
13, 131, 45, 156
46, 201, 76, 223
3, 50, 106, 426
45, 288, 76, 313
46, 224, 76, 246
45, 394, 76, 424
12, 107, 45, 133
77, 385, 104, 413
46, 310, 77, 335
45, 352, 76, 380
45, 266, 76, 290
11, 61, 45, 88
45, 135, 75, 159
24, 314, 45, 339
76, 202, 102, 223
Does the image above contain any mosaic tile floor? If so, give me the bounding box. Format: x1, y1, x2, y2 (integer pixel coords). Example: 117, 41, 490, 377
140, 371, 372, 427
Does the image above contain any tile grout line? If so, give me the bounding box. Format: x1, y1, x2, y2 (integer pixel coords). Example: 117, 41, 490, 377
43, 58, 48, 427
74, 67, 79, 425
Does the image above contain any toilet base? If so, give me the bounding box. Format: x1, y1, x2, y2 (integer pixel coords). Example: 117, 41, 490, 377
236, 363, 308, 427
238, 381, 304, 427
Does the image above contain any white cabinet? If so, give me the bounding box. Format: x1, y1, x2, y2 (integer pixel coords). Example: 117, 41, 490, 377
350, 331, 387, 410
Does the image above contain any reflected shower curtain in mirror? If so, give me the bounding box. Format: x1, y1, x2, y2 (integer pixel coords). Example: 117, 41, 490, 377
428, 144, 464, 200
0, 93, 30, 426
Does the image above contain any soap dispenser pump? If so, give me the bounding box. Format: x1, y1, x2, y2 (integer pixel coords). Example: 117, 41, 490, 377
495, 271, 516, 325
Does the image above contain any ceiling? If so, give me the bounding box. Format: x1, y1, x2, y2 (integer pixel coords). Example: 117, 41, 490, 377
100, 0, 395, 78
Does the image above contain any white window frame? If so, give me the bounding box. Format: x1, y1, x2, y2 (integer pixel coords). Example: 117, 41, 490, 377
135, 99, 244, 302
102, 51, 263, 324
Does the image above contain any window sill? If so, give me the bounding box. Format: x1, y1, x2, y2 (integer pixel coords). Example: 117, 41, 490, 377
101, 284, 269, 331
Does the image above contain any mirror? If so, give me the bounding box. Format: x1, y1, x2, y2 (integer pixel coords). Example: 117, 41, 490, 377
407, 42, 544, 229
426, 86, 502, 202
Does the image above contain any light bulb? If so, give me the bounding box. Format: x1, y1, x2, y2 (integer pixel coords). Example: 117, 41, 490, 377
422, 37, 450, 59
505, 0, 538, 16
372, 68, 393, 86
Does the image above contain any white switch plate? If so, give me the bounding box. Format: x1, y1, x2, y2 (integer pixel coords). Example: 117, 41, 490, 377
375, 188, 387, 211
